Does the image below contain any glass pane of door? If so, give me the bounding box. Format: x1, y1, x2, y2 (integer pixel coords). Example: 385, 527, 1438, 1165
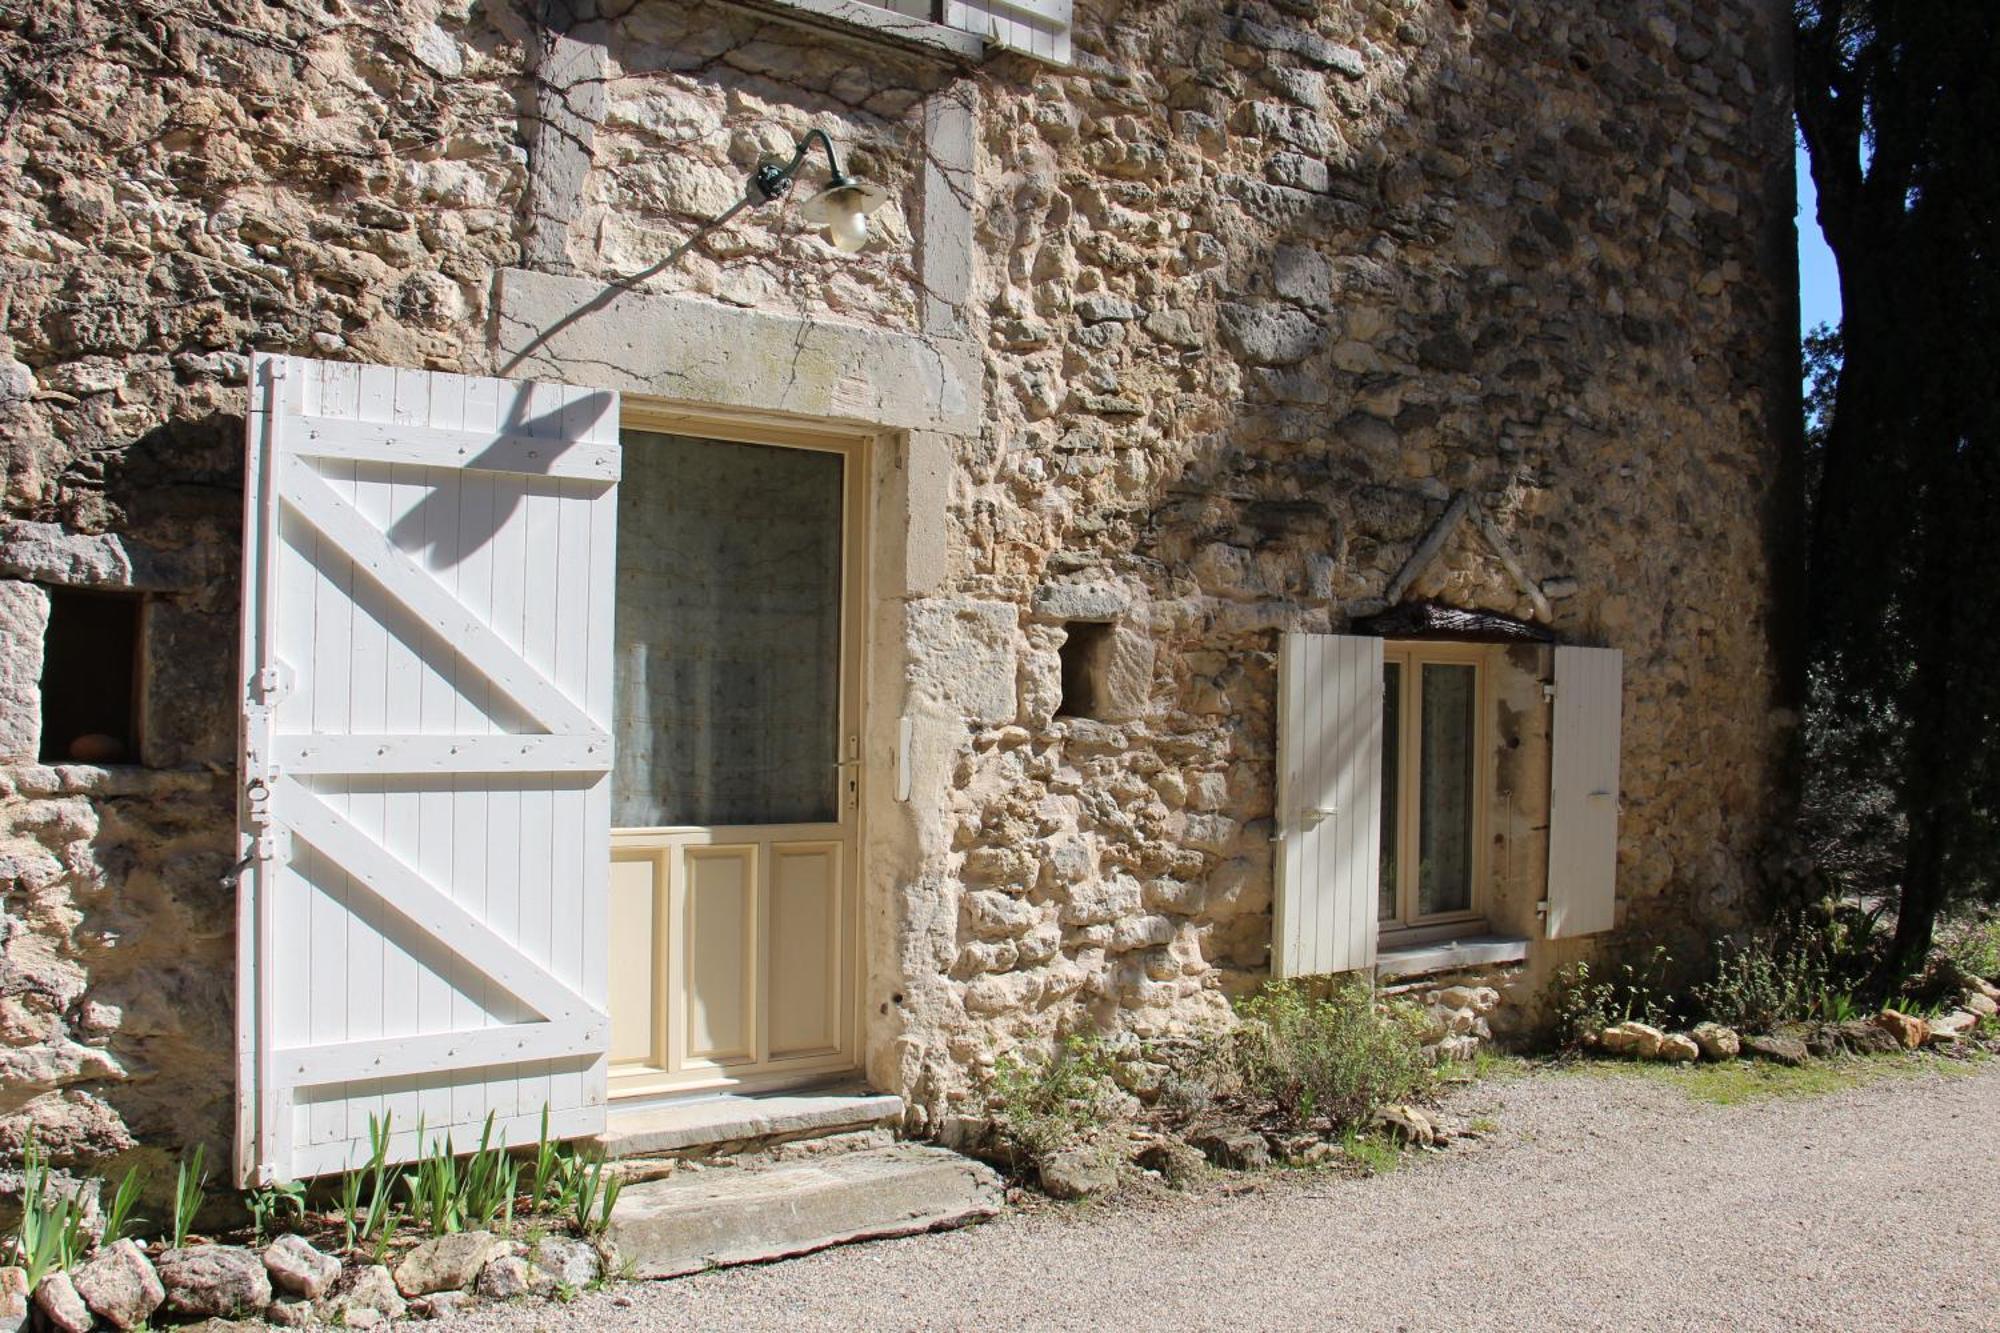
612, 432, 843, 827
1379, 661, 1401, 924
1416, 662, 1476, 916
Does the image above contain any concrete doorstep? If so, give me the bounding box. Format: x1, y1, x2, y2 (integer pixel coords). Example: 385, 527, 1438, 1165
597, 1090, 906, 1160
607, 1143, 1005, 1279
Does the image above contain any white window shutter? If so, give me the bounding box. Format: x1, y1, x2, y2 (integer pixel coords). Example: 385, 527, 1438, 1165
1546, 645, 1623, 939
944, 0, 1071, 63
235, 353, 618, 1184
1273, 633, 1384, 977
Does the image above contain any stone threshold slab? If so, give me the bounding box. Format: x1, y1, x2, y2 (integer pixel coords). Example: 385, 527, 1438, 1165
608, 1143, 1003, 1279
597, 1089, 905, 1159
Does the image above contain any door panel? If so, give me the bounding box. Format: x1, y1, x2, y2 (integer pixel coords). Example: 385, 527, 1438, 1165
685, 845, 756, 1064
608, 852, 662, 1067
608, 425, 863, 1097
768, 843, 841, 1059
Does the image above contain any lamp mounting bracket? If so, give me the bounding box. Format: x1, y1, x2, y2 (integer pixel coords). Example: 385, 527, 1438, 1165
749, 127, 853, 204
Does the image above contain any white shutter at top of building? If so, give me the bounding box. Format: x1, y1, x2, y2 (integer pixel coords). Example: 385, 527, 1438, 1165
235, 353, 619, 1185
1546, 645, 1623, 939
944, 0, 1071, 63
1273, 633, 1384, 977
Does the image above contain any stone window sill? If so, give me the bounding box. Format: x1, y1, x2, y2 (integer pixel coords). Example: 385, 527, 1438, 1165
1376, 934, 1531, 983
731, 0, 985, 59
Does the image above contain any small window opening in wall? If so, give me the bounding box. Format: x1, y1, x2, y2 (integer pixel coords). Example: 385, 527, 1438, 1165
40, 588, 144, 765
1056, 621, 1116, 720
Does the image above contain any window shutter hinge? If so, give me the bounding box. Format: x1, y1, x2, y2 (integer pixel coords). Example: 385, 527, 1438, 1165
1542, 682, 1556, 701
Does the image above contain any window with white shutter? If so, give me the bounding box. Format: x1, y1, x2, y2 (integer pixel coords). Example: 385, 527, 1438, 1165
942, 0, 1072, 63
1273, 633, 1384, 977
1546, 645, 1623, 938
235, 354, 618, 1184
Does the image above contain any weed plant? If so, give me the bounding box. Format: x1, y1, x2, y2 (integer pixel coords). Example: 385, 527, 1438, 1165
1232, 979, 1432, 1131
1691, 912, 1876, 1031
988, 1035, 1125, 1171
1550, 947, 1677, 1046
171, 1143, 209, 1249
100, 1164, 148, 1246
4, 1134, 91, 1286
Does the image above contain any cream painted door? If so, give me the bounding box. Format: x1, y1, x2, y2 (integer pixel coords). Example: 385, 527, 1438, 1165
607, 424, 864, 1097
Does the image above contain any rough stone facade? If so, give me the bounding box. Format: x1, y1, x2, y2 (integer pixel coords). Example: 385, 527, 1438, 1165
0, 0, 1797, 1175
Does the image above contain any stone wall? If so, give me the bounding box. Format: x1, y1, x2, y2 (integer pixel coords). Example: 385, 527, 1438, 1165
888, 0, 1800, 1123
0, 0, 1798, 1174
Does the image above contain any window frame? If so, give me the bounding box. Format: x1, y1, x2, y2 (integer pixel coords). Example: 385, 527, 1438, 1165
1378, 640, 1492, 944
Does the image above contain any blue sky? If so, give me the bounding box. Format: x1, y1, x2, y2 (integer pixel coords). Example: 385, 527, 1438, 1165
1796, 140, 1842, 334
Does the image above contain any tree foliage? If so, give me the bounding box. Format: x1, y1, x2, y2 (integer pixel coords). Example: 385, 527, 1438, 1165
1795, 2, 2000, 978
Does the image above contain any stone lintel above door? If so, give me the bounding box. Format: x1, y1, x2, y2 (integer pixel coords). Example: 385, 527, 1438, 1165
490, 267, 982, 436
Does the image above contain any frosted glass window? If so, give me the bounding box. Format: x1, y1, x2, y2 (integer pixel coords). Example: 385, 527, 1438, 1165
1416, 663, 1476, 916
612, 432, 843, 828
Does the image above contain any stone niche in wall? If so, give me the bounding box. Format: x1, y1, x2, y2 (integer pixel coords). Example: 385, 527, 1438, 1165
1029, 578, 1157, 728
0, 522, 237, 771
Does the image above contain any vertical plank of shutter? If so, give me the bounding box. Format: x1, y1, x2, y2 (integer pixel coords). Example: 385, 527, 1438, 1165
1273, 634, 1297, 977
307, 363, 361, 1149
517, 378, 564, 1124
336, 365, 382, 1143
1316, 634, 1338, 974
1336, 635, 1359, 973
483, 377, 531, 1123
547, 384, 593, 1122
580, 391, 618, 1109
455, 372, 499, 1128
354, 363, 411, 1145
406, 367, 449, 1130
1334, 637, 1354, 972
1352, 635, 1383, 972
1327, 636, 1351, 974
1304, 633, 1328, 974
421, 368, 478, 1131
270, 357, 316, 1169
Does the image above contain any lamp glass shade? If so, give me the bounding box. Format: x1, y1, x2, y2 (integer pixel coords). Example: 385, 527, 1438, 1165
800, 177, 889, 252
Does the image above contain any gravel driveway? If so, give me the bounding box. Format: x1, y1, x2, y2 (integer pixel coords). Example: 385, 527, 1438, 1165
443, 1058, 2000, 1332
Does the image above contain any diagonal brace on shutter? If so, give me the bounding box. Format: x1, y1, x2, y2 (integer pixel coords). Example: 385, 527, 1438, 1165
276, 457, 604, 741
278, 778, 600, 1025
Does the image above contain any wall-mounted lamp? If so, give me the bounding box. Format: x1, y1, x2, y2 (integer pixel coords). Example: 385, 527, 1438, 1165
748, 128, 890, 253
498, 128, 890, 374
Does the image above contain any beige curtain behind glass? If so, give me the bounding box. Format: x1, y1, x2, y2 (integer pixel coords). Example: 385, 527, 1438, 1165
612, 432, 843, 828
1416, 662, 1476, 916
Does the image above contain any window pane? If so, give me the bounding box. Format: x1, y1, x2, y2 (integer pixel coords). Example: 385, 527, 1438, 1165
1417, 663, 1476, 916
1379, 661, 1401, 924
612, 432, 843, 827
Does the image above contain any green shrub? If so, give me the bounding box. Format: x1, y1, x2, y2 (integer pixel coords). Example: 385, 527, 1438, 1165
1940, 914, 2000, 982
1691, 913, 1875, 1031
988, 1035, 1125, 1168
1231, 980, 1432, 1131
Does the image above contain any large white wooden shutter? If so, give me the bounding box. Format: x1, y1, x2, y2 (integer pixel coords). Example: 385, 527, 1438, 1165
1546, 646, 1623, 939
1273, 633, 1383, 977
235, 354, 618, 1184
944, 0, 1071, 63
